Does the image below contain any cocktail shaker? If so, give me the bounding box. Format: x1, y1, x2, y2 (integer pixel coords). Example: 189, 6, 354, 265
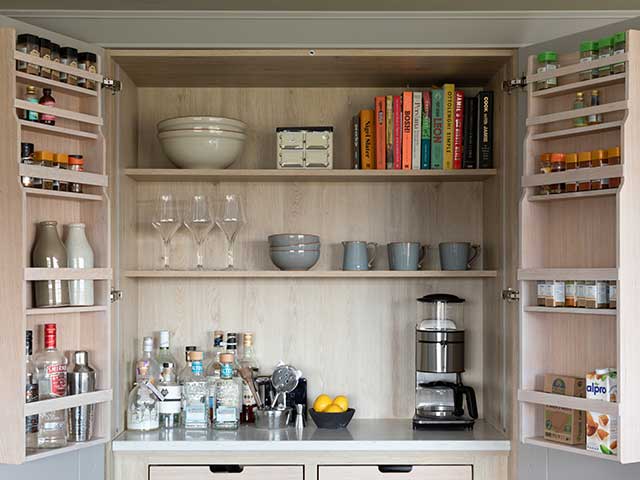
67, 351, 96, 442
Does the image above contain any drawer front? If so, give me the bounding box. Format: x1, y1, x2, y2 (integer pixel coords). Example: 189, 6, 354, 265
318, 465, 472, 480
149, 465, 303, 480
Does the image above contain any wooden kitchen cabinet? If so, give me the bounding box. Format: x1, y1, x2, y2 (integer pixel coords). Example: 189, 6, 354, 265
318, 465, 472, 480
149, 465, 303, 480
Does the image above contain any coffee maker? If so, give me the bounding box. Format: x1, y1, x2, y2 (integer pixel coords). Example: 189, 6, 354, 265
413, 293, 478, 430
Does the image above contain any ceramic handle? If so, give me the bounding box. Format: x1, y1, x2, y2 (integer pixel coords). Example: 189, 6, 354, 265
467, 245, 481, 269
417, 245, 427, 269
366, 242, 378, 269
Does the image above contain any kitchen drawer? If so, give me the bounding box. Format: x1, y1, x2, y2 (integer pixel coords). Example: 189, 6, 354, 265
318, 465, 472, 480
149, 465, 303, 480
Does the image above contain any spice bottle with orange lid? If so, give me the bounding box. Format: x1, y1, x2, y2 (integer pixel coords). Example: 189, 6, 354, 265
608, 146, 621, 188
539, 153, 552, 194
590, 149, 607, 190
577, 151, 592, 191
550, 153, 566, 194
564, 153, 578, 192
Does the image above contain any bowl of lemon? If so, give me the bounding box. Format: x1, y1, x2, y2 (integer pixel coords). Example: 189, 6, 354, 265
309, 394, 355, 429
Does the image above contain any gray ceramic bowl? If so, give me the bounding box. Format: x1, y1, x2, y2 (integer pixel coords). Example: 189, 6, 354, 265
268, 234, 320, 247
270, 248, 320, 271
270, 243, 320, 252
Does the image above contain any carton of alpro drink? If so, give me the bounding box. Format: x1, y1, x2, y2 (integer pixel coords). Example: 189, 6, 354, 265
586, 368, 617, 455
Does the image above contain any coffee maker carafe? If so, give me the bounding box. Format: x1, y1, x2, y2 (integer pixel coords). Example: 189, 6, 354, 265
413, 294, 478, 430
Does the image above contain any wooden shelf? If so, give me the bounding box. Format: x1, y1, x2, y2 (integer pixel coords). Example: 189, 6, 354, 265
124, 168, 498, 183
532, 72, 627, 98
518, 389, 618, 415
19, 119, 98, 140
15, 70, 98, 97
526, 101, 627, 127
25, 268, 112, 281
523, 437, 619, 462
20, 164, 107, 188
530, 121, 623, 141
522, 165, 623, 188
24, 188, 103, 202
524, 306, 617, 316
124, 269, 498, 279
24, 390, 112, 417
15, 99, 103, 126
518, 268, 617, 281
527, 189, 618, 202
15, 51, 103, 84
26, 305, 107, 316
25, 438, 109, 463
526, 52, 627, 84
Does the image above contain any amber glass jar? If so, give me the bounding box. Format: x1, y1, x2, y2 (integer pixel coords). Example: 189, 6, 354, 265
590, 149, 607, 190
539, 153, 552, 195
577, 151, 592, 191
608, 146, 621, 188
565, 153, 578, 192
550, 153, 566, 194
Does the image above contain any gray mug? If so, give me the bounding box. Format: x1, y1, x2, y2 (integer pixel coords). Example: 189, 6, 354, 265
439, 242, 480, 271
388, 242, 426, 271
342, 241, 377, 271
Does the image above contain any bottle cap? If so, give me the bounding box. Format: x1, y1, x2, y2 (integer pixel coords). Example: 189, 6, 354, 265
580, 41, 596, 52
219, 353, 234, 363
213, 330, 224, 347
598, 37, 613, 48
607, 146, 621, 157
550, 153, 565, 163
34, 150, 54, 161
540, 153, 551, 162
537, 51, 557, 62
189, 351, 203, 361
578, 151, 592, 162
565, 153, 578, 164
68, 155, 84, 166
21, 142, 34, 158
74, 351, 89, 366
243, 332, 254, 346
159, 330, 170, 348
44, 323, 57, 349
591, 149, 606, 160
143, 336, 153, 352
163, 362, 174, 369
54, 153, 68, 165
26, 85, 37, 94
591, 89, 600, 95
614, 32, 626, 44
26, 330, 33, 355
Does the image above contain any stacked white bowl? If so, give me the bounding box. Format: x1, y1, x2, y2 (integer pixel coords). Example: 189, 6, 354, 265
157, 116, 248, 169
268, 234, 321, 271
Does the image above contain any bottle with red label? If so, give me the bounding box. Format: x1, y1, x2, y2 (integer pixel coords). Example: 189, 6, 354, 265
34, 323, 68, 448
38, 88, 56, 126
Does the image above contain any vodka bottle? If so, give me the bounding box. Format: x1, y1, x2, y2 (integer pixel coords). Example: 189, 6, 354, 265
205, 331, 224, 422
34, 323, 68, 448
181, 352, 208, 429
25, 330, 39, 450
213, 353, 242, 430
239, 333, 259, 424
136, 336, 160, 384
156, 330, 179, 381
158, 362, 181, 429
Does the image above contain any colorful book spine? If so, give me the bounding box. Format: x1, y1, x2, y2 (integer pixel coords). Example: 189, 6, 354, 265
375, 96, 386, 169
443, 84, 455, 170
462, 97, 477, 169
430, 89, 444, 170
385, 96, 394, 170
359, 109, 375, 170
477, 91, 494, 169
421, 91, 431, 169
393, 96, 402, 169
411, 92, 422, 170
453, 90, 464, 170
352, 114, 360, 169
402, 91, 412, 170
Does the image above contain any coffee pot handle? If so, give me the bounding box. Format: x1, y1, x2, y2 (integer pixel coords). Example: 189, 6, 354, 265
462, 385, 478, 419
467, 245, 481, 269
367, 242, 378, 269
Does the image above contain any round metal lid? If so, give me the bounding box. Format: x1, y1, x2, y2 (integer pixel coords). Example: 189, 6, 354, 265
417, 293, 465, 303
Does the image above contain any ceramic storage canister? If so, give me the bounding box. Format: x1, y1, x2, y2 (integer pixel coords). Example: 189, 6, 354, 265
32, 221, 69, 307
65, 223, 94, 306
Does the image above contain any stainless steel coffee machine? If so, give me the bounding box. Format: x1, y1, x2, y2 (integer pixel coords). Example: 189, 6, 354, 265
413, 294, 478, 430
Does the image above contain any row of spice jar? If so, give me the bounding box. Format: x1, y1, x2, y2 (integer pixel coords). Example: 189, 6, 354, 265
535, 32, 626, 91
16, 33, 97, 90
21, 142, 85, 193
536, 280, 616, 309
538, 147, 621, 195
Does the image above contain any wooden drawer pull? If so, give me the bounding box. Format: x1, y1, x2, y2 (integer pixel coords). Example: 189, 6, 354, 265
378, 466, 413, 473
209, 465, 245, 474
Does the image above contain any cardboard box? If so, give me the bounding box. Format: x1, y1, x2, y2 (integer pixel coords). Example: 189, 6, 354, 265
544, 374, 586, 397
586, 368, 618, 455
544, 406, 586, 445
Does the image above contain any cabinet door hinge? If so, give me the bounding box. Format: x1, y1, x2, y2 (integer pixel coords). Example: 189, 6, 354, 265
110, 289, 123, 303
502, 288, 520, 302
502, 77, 527, 93
102, 77, 122, 94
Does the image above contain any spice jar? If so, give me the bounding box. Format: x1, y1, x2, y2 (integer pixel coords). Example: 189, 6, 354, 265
39, 38, 52, 79
595, 281, 609, 308
539, 153, 552, 195
38, 88, 56, 126
50, 43, 61, 82
597, 37, 613, 77
23, 85, 39, 122
59, 47, 78, 85
54, 153, 69, 192
608, 146, 621, 188
16, 34, 40, 75
590, 149, 607, 190
565, 281, 577, 307
576, 281, 586, 308
537, 281, 546, 306
609, 281, 617, 309
77, 52, 97, 90
565, 153, 578, 192
536, 51, 559, 90
579, 41, 597, 81
551, 281, 566, 307
577, 151, 592, 191
613, 32, 626, 74
34, 151, 54, 189
588, 90, 602, 125
544, 281, 554, 307
68, 155, 84, 193
550, 153, 565, 194
584, 281, 597, 308
20, 142, 42, 189
573, 92, 587, 127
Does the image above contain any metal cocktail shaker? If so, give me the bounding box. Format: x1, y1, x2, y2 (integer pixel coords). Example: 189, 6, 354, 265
67, 351, 96, 442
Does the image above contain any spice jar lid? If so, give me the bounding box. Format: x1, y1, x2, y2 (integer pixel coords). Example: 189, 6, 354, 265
78, 52, 97, 63
21, 142, 34, 157
60, 46, 78, 57
598, 36, 613, 48
540, 153, 551, 161
39, 37, 51, 49
68, 154, 84, 165
34, 150, 54, 161
580, 41, 597, 52
537, 51, 558, 62
550, 153, 565, 162
50, 42, 60, 54
565, 153, 578, 163
578, 151, 592, 162
54, 153, 68, 164
608, 146, 621, 157
17, 33, 39, 44
591, 149, 606, 160
614, 32, 626, 43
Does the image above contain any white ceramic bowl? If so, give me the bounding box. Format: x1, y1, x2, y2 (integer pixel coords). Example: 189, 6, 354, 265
269, 249, 320, 271
158, 130, 246, 169
158, 116, 247, 133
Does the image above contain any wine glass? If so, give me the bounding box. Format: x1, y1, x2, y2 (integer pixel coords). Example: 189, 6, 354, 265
216, 193, 245, 270
151, 193, 182, 270
184, 194, 216, 270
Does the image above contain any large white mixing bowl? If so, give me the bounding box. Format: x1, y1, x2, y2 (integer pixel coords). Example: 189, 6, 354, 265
158, 129, 247, 169
157, 116, 247, 133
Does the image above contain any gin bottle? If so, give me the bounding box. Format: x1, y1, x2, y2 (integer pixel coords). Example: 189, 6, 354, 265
178, 345, 197, 381
205, 331, 224, 422
25, 330, 39, 450
136, 336, 160, 384
213, 353, 242, 430
181, 352, 208, 429
127, 362, 160, 431
239, 333, 259, 424
156, 330, 179, 382
158, 362, 181, 429
34, 323, 68, 448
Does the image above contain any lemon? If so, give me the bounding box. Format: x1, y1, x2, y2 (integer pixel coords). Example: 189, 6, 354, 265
324, 404, 344, 413
313, 394, 333, 412
333, 395, 349, 411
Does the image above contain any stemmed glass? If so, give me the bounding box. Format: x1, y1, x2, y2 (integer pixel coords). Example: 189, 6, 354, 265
151, 193, 182, 270
184, 194, 216, 270
216, 194, 245, 271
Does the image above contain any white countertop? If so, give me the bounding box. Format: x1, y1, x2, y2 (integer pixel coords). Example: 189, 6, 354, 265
112, 419, 510, 452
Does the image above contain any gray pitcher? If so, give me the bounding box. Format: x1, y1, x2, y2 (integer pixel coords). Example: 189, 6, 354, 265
32, 221, 69, 307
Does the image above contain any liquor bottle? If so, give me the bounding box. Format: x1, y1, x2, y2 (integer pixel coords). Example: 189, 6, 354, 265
181, 351, 208, 429
213, 353, 242, 430
158, 362, 181, 429
127, 362, 160, 431
205, 331, 225, 422
156, 330, 179, 381
34, 323, 68, 448
25, 330, 39, 451
135, 336, 160, 385
178, 345, 197, 381
239, 333, 259, 424
225, 332, 241, 374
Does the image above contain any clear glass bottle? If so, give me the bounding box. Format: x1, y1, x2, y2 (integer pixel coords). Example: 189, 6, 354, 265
136, 336, 161, 385
573, 92, 587, 127
25, 330, 39, 451
579, 41, 597, 81
181, 351, 208, 429
34, 323, 68, 448
23, 85, 39, 122
239, 333, 259, 424
225, 332, 242, 374
597, 36, 613, 77
205, 331, 225, 422
156, 330, 179, 382
178, 345, 197, 381
158, 362, 181, 429
213, 353, 242, 430
536, 51, 558, 90
613, 32, 626, 74
127, 362, 160, 431
588, 90, 603, 125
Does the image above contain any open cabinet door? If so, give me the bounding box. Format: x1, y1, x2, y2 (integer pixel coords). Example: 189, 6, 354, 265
516, 17, 640, 477
0, 14, 116, 472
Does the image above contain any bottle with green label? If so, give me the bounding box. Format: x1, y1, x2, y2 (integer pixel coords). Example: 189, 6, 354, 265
536, 51, 559, 91
579, 41, 597, 81
597, 36, 613, 77
613, 32, 626, 74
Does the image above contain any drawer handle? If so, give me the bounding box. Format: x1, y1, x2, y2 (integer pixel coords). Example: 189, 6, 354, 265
209, 465, 244, 474
378, 466, 413, 473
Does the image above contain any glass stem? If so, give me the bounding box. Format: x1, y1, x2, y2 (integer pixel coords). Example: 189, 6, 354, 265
226, 239, 235, 269
162, 239, 171, 270
196, 241, 204, 270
